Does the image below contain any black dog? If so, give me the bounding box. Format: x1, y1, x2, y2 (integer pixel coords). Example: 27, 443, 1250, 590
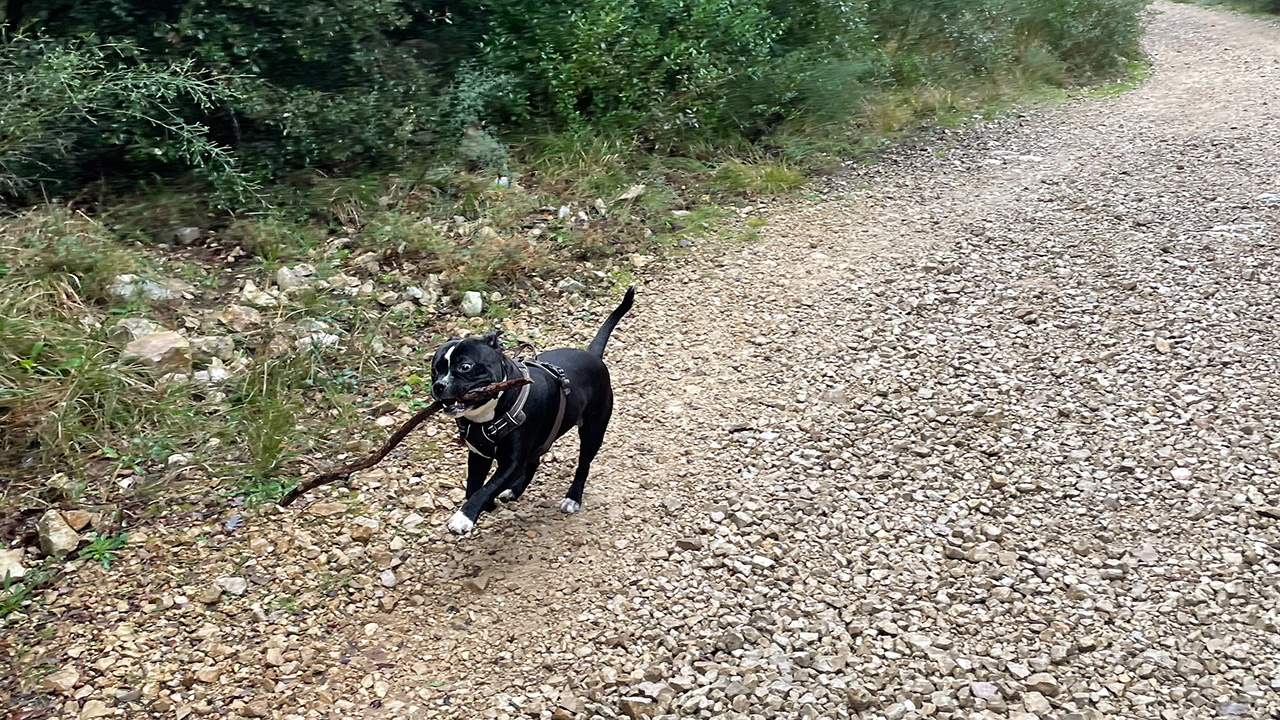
430, 286, 634, 534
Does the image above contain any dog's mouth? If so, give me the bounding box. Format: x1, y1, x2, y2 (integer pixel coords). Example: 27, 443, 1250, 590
440, 399, 471, 418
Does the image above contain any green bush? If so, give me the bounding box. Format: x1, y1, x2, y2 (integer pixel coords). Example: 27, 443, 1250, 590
5, 0, 1149, 196
481, 0, 784, 130
1012, 0, 1148, 71
12, 1, 439, 180
0, 36, 246, 200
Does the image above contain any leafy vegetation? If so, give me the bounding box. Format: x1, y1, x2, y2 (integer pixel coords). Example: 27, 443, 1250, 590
1, 563, 54, 623
5, 0, 1147, 199
0, 36, 252, 201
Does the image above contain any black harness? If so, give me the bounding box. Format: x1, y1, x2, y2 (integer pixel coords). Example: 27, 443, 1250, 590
456, 359, 570, 459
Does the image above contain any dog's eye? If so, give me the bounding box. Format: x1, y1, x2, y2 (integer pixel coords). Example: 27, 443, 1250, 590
459, 363, 474, 373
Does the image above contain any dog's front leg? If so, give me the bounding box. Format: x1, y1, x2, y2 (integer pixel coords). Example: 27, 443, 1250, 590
447, 459, 522, 535
464, 452, 493, 500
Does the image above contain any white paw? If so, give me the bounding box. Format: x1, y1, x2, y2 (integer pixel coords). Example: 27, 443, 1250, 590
559, 498, 581, 514
447, 511, 475, 534
498, 489, 514, 501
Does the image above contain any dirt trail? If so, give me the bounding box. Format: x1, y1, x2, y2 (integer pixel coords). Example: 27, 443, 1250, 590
6, 3, 1280, 720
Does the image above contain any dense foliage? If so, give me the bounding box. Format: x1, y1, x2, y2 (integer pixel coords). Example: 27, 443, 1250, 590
3, 0, 1148, 199
0, 37, 251, 198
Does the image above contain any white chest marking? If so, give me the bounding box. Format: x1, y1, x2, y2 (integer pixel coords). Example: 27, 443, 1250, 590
461, 395, 500, 423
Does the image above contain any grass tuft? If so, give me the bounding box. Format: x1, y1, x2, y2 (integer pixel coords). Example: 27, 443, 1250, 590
77, 533, 128, 569
710, 160, 807, 196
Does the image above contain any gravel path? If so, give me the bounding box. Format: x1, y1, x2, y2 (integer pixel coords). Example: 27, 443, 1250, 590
8, 3, 1280, 720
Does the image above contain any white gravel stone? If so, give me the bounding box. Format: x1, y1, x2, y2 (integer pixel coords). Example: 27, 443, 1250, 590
215, 577, 248, 596
460, 291, 484, 317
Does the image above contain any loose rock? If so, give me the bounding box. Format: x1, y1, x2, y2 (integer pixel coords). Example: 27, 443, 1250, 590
190, 335, 235, 363
79, 700, 111, 719
107, 274, 193, 302
108, 318, 162, 343
0, 548, 27, 580
43, 666, 78, 694
121, 331, 192, 374
37, 510, 80, 557
460, 291, 484, 317
215, 577, 248, 596
618, 697, 656, 720
217, 304, 263, 332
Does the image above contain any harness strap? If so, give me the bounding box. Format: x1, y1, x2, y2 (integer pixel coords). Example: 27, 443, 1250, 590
458, 361, 529, 458
478, 363, 531, 444
457, 359, 570, 459
529, 362, 570, 458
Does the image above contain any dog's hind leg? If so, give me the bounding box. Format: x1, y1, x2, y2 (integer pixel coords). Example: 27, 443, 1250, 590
561, 400, 612, 514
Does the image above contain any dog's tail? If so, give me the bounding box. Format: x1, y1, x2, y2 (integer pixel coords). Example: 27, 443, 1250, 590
587, 285, 635, 358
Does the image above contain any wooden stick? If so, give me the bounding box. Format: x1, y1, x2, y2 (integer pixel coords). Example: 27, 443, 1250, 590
279, 377, 532, 506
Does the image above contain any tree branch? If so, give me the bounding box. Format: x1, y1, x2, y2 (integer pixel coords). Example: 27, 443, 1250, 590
278, 377, 532, 507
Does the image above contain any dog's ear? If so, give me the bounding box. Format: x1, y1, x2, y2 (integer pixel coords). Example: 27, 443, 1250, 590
481, 330, 504, 350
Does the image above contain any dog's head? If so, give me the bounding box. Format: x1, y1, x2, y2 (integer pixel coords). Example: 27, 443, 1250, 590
430, 331, 506, 419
